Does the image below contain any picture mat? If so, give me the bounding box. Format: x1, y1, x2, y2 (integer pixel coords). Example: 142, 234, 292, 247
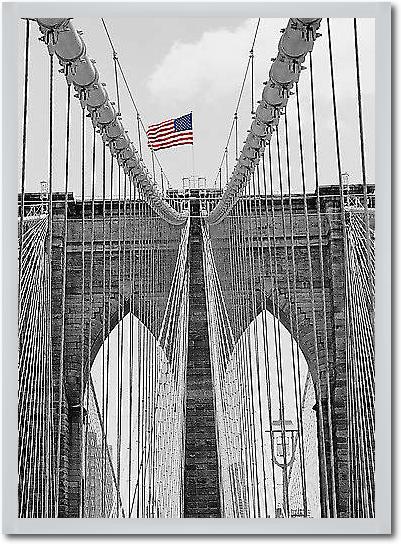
2, 1, 391, 535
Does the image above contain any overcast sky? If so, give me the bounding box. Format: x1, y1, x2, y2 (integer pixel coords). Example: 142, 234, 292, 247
18, 17, 374, 196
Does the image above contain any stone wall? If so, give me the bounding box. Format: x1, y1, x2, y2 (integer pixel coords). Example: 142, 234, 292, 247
47, 195, 182, 516
207, 185, 375, 518
20, 184, 374, 518
184, 213, 221, 518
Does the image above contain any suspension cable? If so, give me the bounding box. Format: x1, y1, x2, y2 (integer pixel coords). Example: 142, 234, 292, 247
79, 102, 86, 518
100, 17, 172, 189
213, 19, 261, 186
19, 19, 30, 292
284, 110, 309, 516
353, 18, 373, 303
55, 81, 71, 517
308, 51, 338, 516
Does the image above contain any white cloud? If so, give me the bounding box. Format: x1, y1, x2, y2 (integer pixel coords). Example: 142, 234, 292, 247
144, 18, 375, 187
146, 19, 283, 108
147, 17, 375, 105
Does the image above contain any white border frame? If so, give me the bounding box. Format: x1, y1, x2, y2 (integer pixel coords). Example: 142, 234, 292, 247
2, 2, 391, 534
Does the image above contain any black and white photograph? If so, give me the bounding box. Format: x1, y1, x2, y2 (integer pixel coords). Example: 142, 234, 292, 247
4, 2, 390, 531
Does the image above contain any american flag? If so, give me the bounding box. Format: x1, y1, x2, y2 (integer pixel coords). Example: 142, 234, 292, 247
147, 113, 193, 151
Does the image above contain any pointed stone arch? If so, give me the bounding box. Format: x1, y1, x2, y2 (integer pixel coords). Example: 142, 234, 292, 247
48, 196, 184, 516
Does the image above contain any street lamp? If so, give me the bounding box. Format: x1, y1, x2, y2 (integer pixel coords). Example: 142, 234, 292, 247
270, 419, 298, 518
40, 180, 48, 215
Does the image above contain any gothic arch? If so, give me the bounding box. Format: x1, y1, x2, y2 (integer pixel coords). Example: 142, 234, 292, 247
231, 286, 322, 390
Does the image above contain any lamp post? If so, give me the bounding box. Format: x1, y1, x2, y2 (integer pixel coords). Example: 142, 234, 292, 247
270, 419, 298, 518
40, 180, 48, 215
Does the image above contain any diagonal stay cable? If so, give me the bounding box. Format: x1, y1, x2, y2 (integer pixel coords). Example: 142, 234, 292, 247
101, 18, 172, 190
213, 18, 261, 186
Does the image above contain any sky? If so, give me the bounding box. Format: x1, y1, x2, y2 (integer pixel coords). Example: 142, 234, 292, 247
18, 17, 375, 197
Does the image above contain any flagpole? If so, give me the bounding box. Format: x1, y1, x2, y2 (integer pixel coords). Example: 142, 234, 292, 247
190, 111, 195, 185
191, 144, 195, 184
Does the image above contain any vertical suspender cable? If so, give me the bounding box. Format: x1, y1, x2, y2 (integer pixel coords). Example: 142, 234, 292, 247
19, 19, 30, 294
47, 47, 55, 518
294, 85, 322, 517
237, 194, 259, 516
45, 256, 55, 515
266, 139, 294, 517
47, 49, 55, 424
149, 215, 157, 515
136, 196, 143, 518
101, 142, 107, 516
234, 113, 238, 161
283, 111, 309, 516
121, 171, 128, 515
326, 18, 349, 516
225, 148, 229, 187
237, 198, 257, 516
260, 152, 279, 515
47, 51, 54, 303
140, 205, 146, 517
79, 103, 86, 518
104, 153, 114, 516
137, 113, 143, 158
115, 164, 122, 517
302, 54, 331, 518
273, 128, 293, 517
227, 209, 250, 514
55, 81, 71, 517
255, 160, 279, 516
160, 168, 164, 196
353, 18, 373, 303
231, 201, 251, 512
249, 170, 270, 516
151, 151, 156, 184
306, 50, 338, 516
128, 177, 137, 514
250, 48, 255, 114
145, 210, 152, 515
227, 213, 251, 513
144, 211, 152, 514
83, 126, 97, 516
109, 37, 124, 516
